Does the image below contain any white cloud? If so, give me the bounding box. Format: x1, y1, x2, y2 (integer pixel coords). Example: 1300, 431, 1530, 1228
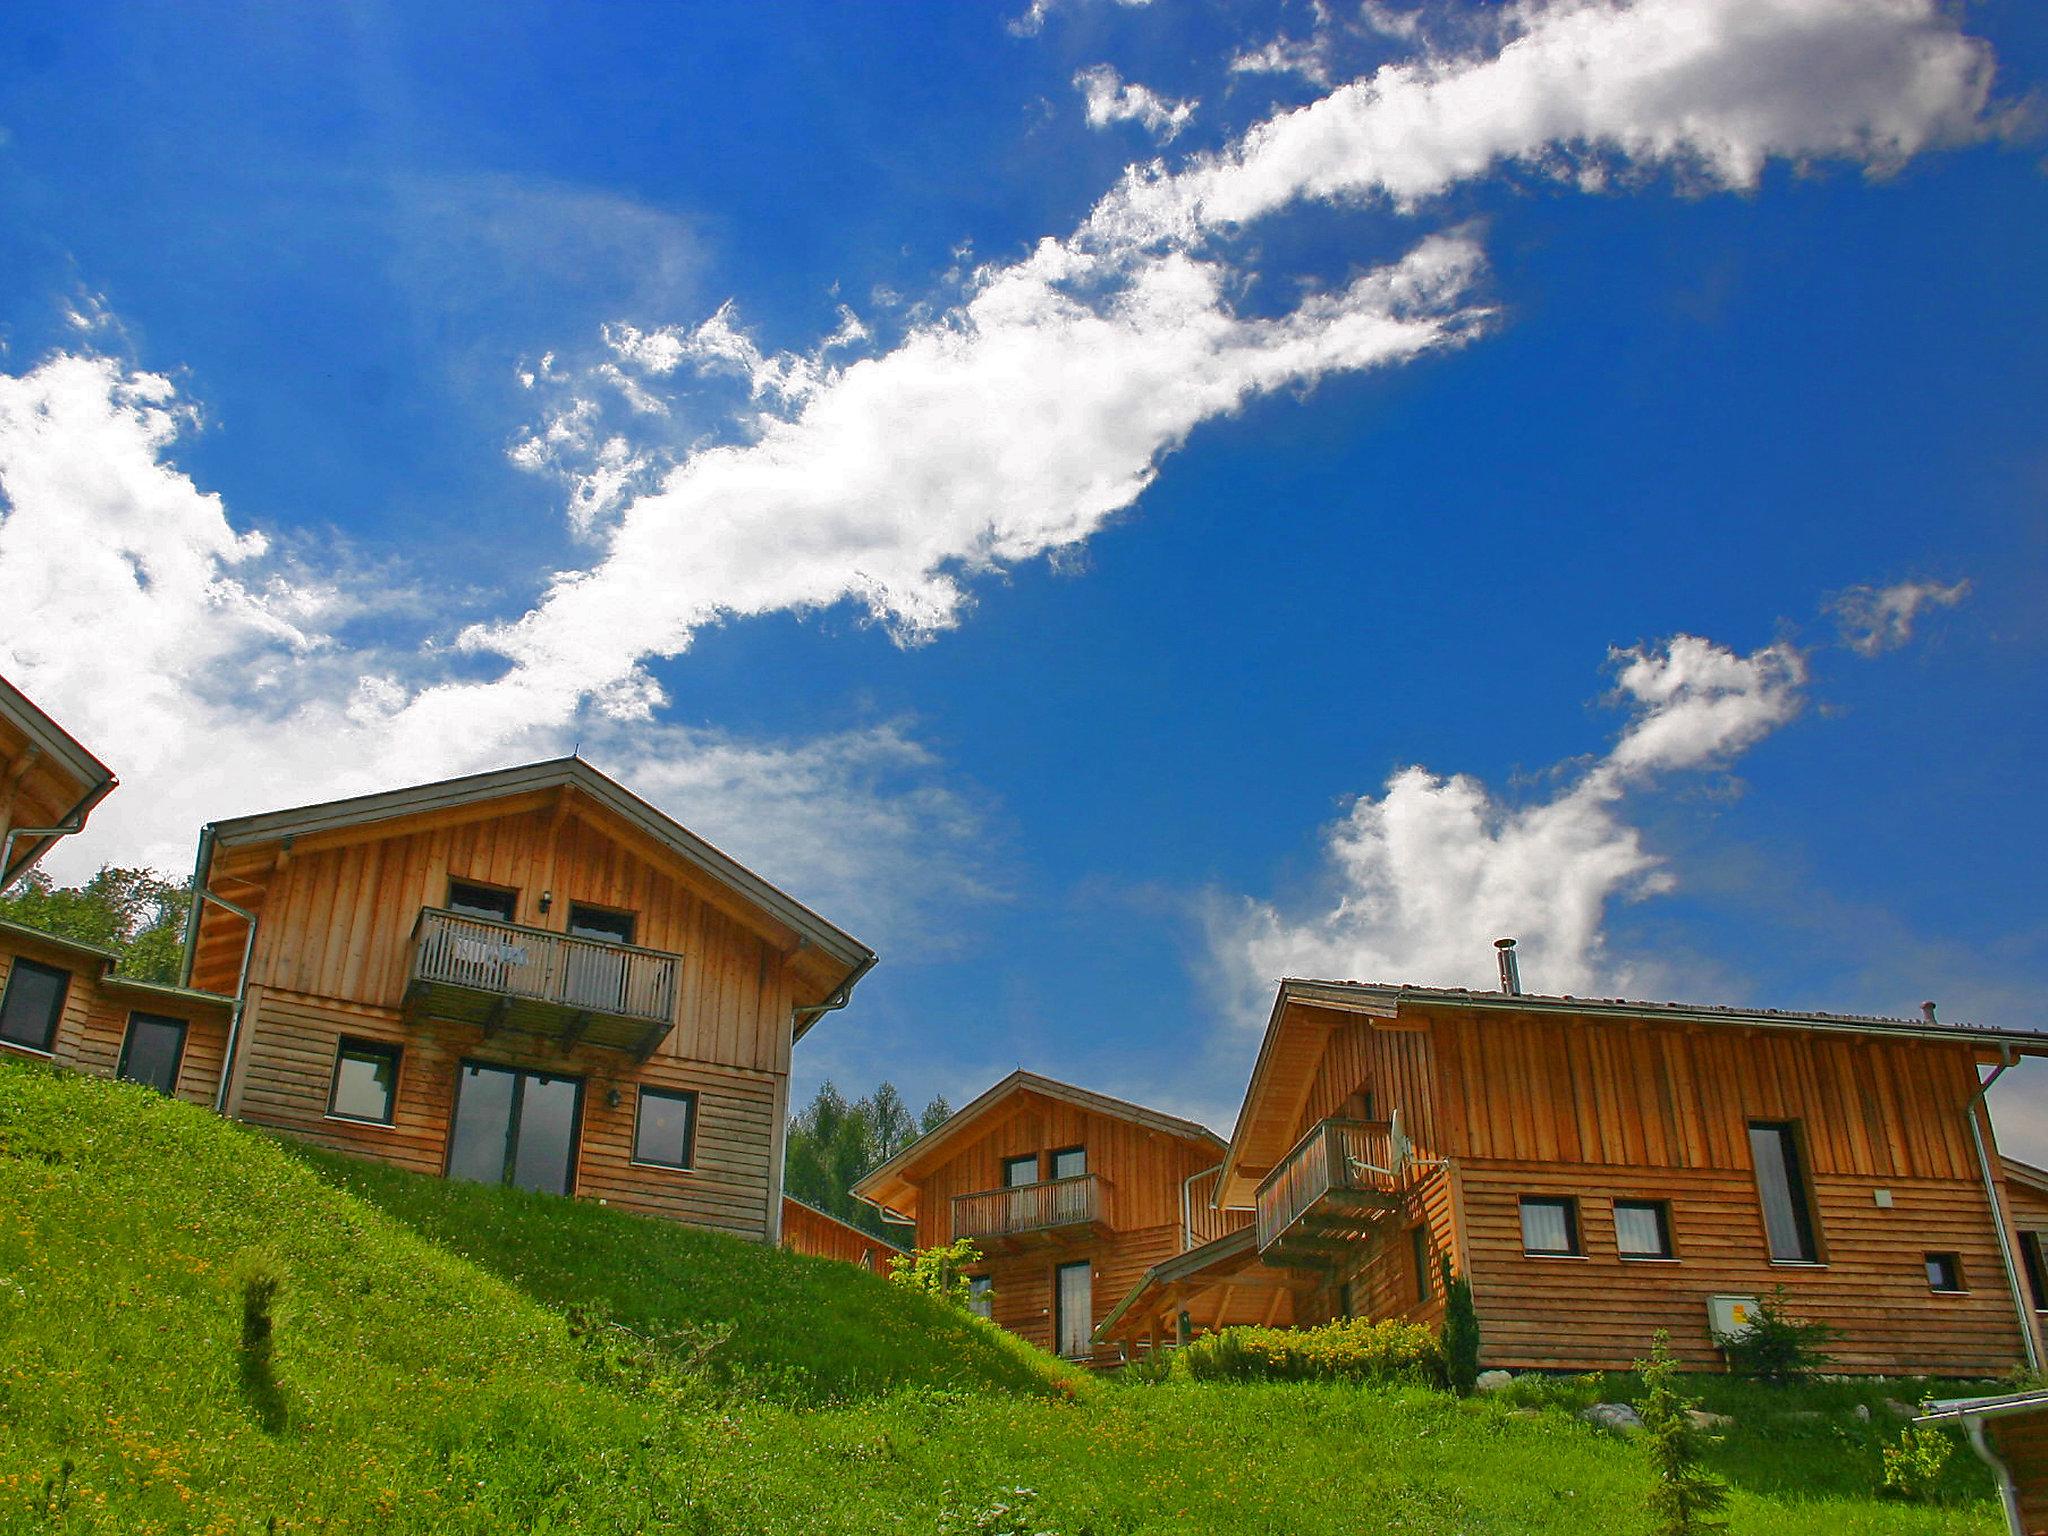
0, 353, 991, 954
1008, 0, 1154, 40
1230, 33, 1336, 89
1213, 636, 1807, 1016
1074, 65, 1197, 142
1828, 577, 1971, 656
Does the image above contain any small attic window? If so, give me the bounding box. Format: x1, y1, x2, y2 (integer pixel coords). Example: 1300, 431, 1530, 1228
447, 880, 517, 924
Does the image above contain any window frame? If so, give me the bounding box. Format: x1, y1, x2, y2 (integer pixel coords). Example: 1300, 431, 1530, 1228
1613, 1198, 1677, 1261
1748, 1120, 1824, 1265
1924, 1252, 1967, 1294
566, 901, 638, 946
2021, 1231, 2048, 1313
630, 1085, 699, 1171
1048, 1145, 1087, 1181
116, 1010, 189, 1095
966, 1274, 994, 1320
1518, 1195, 1583, 1258
445, 878, 519, 924
326, 1036, 403, 1126
1002, 1153, 1040, 1188
1053, 1258, 1093, 1359
1410, 1224, 1432, 1301
0, 957, 71, 1055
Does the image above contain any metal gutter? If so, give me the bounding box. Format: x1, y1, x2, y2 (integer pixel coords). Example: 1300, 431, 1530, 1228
0, 774, 119, 892
791, 951, 878, 1042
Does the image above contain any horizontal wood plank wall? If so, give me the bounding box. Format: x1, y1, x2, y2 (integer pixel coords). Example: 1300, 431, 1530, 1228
911, 1092, 1222, 1250
223, 800, 796, 1077
1294, 1168, 1458, 1331
2008, 1177, 2048, 1232
780, 1199, 899, 1271
234, 987, 781, 1239
1458, 1160, 2024, 1374
973, 1223, 1182, 1364
1303, 1018, 1439, 1157
0, 939, 229, 1108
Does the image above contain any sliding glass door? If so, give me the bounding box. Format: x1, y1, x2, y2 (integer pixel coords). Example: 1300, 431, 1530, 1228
448, 1062, 584, 1195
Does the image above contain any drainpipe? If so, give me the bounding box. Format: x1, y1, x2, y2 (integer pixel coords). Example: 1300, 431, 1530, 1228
185, 828, 261, 1116
0, 775, 118, 892
1182, 1162, 1222, 1254
1960, 1417, 2025, 1536
1965, 1045, 2041, 1373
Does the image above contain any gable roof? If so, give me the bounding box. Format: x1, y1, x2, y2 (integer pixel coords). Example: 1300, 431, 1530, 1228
2003, 1156, 2048, 1202
851, 1069, 1224, 1219
1219, 977, 2048, 1203
0, 674, 117, 888
185, 755, 875, 1028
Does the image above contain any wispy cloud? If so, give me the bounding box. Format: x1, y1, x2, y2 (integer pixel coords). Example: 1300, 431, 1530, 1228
1208, 635, 1808, 1021
1828, 577, 1972, 656
1008, 0, 1154, 41
1074, 65, 1196, 142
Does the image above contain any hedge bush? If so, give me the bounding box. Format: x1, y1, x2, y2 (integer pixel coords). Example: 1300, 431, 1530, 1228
1179, 1318, 1444, 1386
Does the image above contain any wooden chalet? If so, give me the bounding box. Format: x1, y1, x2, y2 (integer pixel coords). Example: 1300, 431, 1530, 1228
780, 1195, 905, 1272
851, 1070, 1284, 1362
182, 757, 875, 1242
1103, 961, 2048, 1375
0, 673, 116, 890
0, 677, 233, 1105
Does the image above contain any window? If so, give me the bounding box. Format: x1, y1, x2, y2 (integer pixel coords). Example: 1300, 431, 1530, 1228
2022, 1232, 2047, 1312
1049, 1145, 1086, 1180
1925, 1253, 1965, 1293
447, 880, 517, 923
1748, 1121, 1821, 1263
1614, 1200, 1675, 1260
1411, 1225, 1432, 1301
1003, 1154, 1039, 1187
967, 1274, 993, 1320
1055, 1260, 1092, 1357
447, 1062, 583, 1194
1519, 1196, 1581, 1257
567, 904, 636, 945
0, 958, 69, 1053
328, 1038, 401, 1124
632, 1086, 697, 1169
117, 1012, 187, 1095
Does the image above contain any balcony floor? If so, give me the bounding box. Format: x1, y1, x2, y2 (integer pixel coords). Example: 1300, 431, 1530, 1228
403, 977, 671, 1057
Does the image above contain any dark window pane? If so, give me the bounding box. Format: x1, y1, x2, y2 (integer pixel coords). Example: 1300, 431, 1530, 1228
1925, 1253, 1963, 1292
447, 881, 517, 922
0, 959, 69, 1052
511, 1073, 581, 1194
634, 1088, 695, 1168
1615, 1201, 1673, 1258
1520, 1197, 1578, 1255
1055, 1261, 1092, 1357
1411, 1225, 1431, 1299
448, 1064, 517, 1183
118, 1013, 187, 1095
2023, 1233, 2048, 1312
967, 1275, 993, 1319
1050, 1146, 1086, 1180
568, 905, 635, 945
329, 1041, 399, 1123
1003, 1154, 1038, 1188
1748, 1122, 1819, 1263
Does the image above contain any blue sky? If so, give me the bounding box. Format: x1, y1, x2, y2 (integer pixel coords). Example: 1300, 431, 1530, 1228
1, 0, 2043, 1153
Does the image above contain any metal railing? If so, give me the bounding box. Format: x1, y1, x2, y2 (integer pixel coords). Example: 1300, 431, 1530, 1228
409, 907, 680, 1027
1253, 1118, 1406, 1251
952, 1173, 1102, 1241
1181, 1164, 1252, 1252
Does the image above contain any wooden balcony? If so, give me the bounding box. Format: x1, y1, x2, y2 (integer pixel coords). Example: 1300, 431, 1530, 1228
1254, 1118, 1414, 1268
951, 1173, 1107, 1249
403, 907, 681, 1058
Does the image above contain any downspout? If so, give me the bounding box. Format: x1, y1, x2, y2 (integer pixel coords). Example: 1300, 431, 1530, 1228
1182, 1162, 1222, 1254
1960, 1417, 2024, 1536
791, 952, 878, 1033
1966, 1046, 2041, 1373
185, 829, 261, 1116
0, 775, 118, 892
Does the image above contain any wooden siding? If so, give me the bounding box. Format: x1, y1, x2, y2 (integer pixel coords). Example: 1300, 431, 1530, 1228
0, 932, 229, 1108
195, 797, 801, 1076
230, 986, 782, 1239
1293, 1165, 1458, 1331
1302, 1016, 1440, 1158
973, 1222, 1185, 1364
780, 1198, 901, 1271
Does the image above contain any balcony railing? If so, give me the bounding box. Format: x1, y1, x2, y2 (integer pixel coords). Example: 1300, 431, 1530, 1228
1254, 1118, 1411, 1255
1181, 1164, 1253, 1253
952, 1173, 1103, 1243
406, 907, 681, 1056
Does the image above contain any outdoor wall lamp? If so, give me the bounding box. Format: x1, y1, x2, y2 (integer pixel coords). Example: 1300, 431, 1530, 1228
538, 889, 553, 914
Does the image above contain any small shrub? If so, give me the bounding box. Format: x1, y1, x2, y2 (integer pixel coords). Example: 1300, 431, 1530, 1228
1438, 1256, 1480, 1397
1637, 1330, 1728, 1536
1880, 1426, 1953, 1502
888, 1238, 985, 1311
1721, 1288, 1839, 1383
1179, 1317, 1444, 1386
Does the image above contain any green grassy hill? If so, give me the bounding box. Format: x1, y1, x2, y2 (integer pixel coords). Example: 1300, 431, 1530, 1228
0, 1059, 2010, 1534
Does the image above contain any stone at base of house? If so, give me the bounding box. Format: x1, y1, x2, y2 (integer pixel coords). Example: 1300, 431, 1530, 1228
1474, 1370, 1513, 1392
1686, 1408, 1734, 1430
1581, 1403, 1644, 1434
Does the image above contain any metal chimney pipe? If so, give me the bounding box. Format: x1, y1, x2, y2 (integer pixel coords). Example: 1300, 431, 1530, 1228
1495, 937, 1522, 996
1922, 1001, 1939, 1025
